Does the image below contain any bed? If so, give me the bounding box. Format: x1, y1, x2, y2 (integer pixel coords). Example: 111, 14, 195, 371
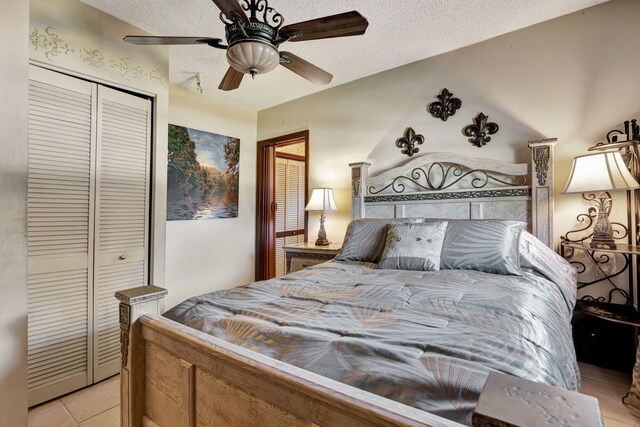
117, 139, 574, 427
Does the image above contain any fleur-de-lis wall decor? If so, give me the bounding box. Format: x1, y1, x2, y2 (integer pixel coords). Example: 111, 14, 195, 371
463, 113, 499, 148
396, 127, 425, 157
427, 88, 462, 121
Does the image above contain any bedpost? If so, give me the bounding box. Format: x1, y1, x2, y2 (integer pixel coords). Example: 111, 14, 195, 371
115, 285, 167, 427
349, 162, 371, 220
528, 138, 557, 248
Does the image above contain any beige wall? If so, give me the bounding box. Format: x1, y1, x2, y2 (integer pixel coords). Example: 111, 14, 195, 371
258, 0, 640, 260
166, 85, 257, 307
0, 0, 29, 425
30, 0, 170, 288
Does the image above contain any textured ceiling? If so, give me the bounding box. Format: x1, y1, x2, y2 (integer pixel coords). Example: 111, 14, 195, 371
81, 0, 607, 111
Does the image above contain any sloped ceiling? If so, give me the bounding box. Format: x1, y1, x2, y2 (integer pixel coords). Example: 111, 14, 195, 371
81, 0, 608, 111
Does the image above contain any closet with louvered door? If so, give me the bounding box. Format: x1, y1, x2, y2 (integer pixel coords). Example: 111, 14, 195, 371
274, 157, 306, 276
27, 66, 152, 405
27, 66, 96, 407
93, 86, 151, 382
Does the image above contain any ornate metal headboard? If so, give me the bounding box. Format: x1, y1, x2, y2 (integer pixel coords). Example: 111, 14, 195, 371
350, 139, 557, 247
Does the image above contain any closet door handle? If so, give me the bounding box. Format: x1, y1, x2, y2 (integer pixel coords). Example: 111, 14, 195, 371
118, 255, 126, 261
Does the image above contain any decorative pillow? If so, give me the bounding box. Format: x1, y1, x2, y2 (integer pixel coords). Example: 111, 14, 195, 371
335, 217, 423, 263
377, 222, 448, 271
439, 220, 526, 275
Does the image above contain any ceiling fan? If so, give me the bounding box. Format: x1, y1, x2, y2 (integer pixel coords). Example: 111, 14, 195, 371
124, 0, 369, 91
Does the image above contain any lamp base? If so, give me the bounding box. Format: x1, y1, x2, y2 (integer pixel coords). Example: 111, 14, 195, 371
590, 192, 616, 249
314, 237, 330, 246
315, 212, 330, 246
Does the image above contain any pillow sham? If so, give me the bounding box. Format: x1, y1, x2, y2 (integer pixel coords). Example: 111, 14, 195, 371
335, 217, 422, 263
438, 220, 526, 275
377, 222, 448, 271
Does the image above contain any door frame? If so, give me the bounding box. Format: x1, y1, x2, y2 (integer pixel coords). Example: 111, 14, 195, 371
255, 130, 309, 281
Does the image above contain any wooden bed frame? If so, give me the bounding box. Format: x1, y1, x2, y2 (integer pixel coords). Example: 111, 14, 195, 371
117, 139, 557, 427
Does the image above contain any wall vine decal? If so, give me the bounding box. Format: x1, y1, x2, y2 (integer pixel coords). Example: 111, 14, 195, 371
80, 48, 104, 67
29, 26, 167, 87
110, 58, 145, 79
30, 27, 75, 61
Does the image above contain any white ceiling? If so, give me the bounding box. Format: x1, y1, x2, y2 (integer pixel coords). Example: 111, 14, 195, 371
81, 0, 607, 111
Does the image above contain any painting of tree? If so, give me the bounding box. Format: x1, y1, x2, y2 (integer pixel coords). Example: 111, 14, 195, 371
167, 124, 240, 220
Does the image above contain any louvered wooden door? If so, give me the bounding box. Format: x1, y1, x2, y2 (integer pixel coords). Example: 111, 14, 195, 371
93, 86, 151, 381
274, 158, 306, 276
27, 66, 151, 405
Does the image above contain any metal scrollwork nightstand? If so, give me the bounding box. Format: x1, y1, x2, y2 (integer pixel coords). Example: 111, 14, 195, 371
561, 241, 640, 326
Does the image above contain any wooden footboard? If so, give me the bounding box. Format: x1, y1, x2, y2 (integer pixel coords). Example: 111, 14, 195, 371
116, 286, 461, 427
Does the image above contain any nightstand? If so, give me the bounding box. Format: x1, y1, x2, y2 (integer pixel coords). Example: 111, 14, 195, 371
560, 240, 638, 372
560, 241, 640, 326
283, 242, 341, 274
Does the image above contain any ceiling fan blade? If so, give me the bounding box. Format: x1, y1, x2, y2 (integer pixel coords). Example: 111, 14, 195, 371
279, 11, 369, 42
219, 67, 244, 91
211, 0, 249, 24
123, 36, 221, 46
280, 52, 333, 85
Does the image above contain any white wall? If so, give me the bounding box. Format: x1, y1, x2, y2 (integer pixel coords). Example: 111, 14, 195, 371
0, 0, 28, 425
166, 85, 257, 308
257, 0, 640, 258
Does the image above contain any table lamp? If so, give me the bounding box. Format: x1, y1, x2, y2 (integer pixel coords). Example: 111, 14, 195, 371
562, 151, 640, 248
305, 188, 338, 246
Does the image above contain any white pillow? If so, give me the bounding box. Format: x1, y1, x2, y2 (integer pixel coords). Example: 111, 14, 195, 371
377, 222, 448, 271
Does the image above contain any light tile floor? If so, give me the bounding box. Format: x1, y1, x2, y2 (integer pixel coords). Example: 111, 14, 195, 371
579, 362, 640, 427
28, 375, 119, 427
27, 363, 640, 426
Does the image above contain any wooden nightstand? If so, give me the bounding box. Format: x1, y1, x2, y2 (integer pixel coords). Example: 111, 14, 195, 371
283, 242, 341, 274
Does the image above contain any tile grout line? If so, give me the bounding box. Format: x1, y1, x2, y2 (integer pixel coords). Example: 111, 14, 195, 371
61, 401, 120, 425
77, 405, 120, 426
58, 399, 79, 426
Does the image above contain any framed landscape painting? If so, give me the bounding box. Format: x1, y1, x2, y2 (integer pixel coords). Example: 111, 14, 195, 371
167, 124, 240, 220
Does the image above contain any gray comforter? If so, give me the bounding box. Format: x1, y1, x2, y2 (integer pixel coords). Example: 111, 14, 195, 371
164, 234, 578, 425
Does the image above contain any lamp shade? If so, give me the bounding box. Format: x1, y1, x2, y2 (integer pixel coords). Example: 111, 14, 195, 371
226, 41, 280, 75
305, 188, 338, 212
562, 151, 640, 194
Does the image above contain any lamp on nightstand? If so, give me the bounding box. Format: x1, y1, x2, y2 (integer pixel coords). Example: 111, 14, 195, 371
305, 188, 338, 246
562, 150, 640, 249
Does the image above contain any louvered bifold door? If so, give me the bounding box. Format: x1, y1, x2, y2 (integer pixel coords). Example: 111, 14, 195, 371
275, 158, 287, 276
27, 66, 96, 406
93, 86, 151, 381
286, 159, 305, 236
274, 158, 306, 276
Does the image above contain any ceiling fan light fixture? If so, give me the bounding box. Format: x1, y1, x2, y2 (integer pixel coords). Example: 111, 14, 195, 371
226, 41, 280, 78
124, 0, 369, 91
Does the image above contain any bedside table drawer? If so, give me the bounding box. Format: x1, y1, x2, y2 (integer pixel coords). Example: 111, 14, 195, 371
283, 242, 342, 274
290, 257, 325, 273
